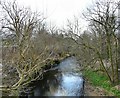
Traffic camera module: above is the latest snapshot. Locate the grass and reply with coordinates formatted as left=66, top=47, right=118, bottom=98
left=83, top=70, right=120, bottom=96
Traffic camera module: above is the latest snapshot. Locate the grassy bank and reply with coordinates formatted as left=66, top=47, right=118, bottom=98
left=83, top=70, right=120, bottom=96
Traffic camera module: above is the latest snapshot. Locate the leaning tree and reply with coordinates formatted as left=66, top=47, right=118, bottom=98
left=0, top=0, right=55, bottom=95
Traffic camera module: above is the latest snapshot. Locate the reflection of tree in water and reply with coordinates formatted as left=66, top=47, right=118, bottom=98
left=20, top=69, right=62, bottom=96
left=45, top=70, right=62, bottom=95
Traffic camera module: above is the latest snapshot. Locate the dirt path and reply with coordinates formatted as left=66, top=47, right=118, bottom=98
left=84, top=80, right=113, bottom=96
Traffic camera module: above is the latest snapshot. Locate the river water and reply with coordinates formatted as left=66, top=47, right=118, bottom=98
left=21, top=56, right=84, bottom=97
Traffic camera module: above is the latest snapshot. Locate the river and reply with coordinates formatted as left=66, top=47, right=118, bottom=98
left=20, top=56, right=84, bottom=97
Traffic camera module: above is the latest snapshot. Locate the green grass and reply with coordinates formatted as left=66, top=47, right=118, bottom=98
left=83, top=70, right=120, bottom=96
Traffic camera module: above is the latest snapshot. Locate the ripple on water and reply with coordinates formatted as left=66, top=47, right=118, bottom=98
left=54, top=73, right=84, bottom=96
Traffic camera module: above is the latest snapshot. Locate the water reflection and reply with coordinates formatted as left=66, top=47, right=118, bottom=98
left=54, top=73, right=84, bottom=96
left=21, top=56, right=84, bottom=97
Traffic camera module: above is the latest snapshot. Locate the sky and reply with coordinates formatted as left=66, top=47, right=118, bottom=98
left=5, top=0, right=94, bottom=29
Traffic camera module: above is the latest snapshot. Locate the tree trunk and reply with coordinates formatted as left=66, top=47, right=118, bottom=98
left=118, top=2, right=120, bottom=81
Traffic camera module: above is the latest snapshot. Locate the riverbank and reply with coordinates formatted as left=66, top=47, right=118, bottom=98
left=85, top=79, right=114, bottom=96
left=83, top=70, right=120, bottom=97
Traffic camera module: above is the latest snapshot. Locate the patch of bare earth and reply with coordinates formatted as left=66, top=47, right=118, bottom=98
left=84, top=80, right=114, bottom=96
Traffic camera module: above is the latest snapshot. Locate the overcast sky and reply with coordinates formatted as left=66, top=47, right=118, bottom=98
left=5, top=0, right=95, bottom=29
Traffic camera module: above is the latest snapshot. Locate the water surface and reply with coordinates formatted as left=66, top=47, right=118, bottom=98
left=22, top=56, right=84, bottom=97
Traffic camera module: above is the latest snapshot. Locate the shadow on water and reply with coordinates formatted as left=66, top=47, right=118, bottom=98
left=20, top=56, right=84, bottom=97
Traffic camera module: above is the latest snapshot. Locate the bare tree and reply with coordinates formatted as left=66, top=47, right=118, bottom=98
left=117, top=1, right=120, bottom=81
left=82, top=0, right=120, bottom=84
left=0, top=0, right=55, bottom=95
left=63, top=0, right=120, bottom=85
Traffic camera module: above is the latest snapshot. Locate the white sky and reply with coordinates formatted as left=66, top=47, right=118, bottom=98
left=5, top=0, right=94, bottom=29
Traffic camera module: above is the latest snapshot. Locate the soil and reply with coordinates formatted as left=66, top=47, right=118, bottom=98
left=84, top=79, right=114, bottom=96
